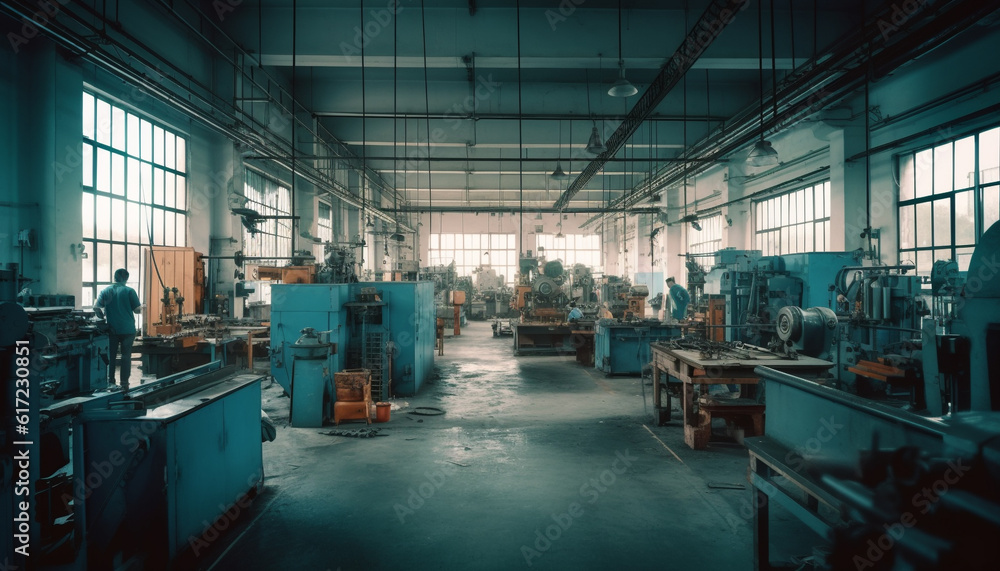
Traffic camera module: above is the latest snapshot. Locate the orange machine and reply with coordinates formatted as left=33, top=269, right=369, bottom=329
left=249, top=265, right=316, bottom=284
left=144, top=247, right=205, bottom=336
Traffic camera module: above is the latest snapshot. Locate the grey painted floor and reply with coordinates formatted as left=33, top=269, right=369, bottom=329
left=184, top=321, right=799, bottom=571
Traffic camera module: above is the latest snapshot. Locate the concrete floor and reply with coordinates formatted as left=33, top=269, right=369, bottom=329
left=182, top=321, right=806, bottom=571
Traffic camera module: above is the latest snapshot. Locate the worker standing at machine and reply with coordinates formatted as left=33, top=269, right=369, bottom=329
left=94, top=268, right=142, bottom=393
left=665, top=277, right=690, bottom=322
left=567, top=302, right=584, bottom=322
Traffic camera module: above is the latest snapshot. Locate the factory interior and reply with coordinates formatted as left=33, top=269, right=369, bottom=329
left=2, top=0, right=1000, bottom=569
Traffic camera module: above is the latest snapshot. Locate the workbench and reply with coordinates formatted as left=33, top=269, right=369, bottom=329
left=140, top=325, right=269, bottom=377
left=649, top=342, right=834, bottom=449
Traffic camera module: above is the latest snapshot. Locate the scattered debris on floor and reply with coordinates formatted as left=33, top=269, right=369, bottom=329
left=707, top=481, right=746, bottom=490
left=320, top=428, right=387, bottom=438
left=446, top=460, right=470, bottom=467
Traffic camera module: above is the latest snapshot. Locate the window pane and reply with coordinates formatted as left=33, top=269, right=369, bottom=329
left=97, top=242, right=111, bottom=282
left=111, top=198, right=125, bottom=242
left=112, top=243, right=126, bottom=275
left=153, top=125, right=164, bottom=165
left=899, top=205, right=915, bottom=249
left=164, top=131, right=175, bottom=170
left=981, top=127, right=1000, bottom=185
left=954, top=190, right=975, bottom=245
left=127, top=201, right=140, bottom=243
left=933, top=199, right=952, bottom=247
left=176, top=137, right=186, bottom=173
left=153, top=168, right=164, bottom=205
left=127, top=113, right=141, bottom=157
left=83, top=92, right=95, bottom=140
left=111, top=153, right=125, bottom=196
left=96, top=148, right=111, bottom=192
left=955, top=136, right=975, bottom=190
left=915, top=149, right=933, bottom=198
left=82, top=192, right=94, bottom=239
left=916, top=250, right=932, bottom=277
left=899, top=155, right=914, bottom=201
left=140, top=120, right=152, bottom=162
left=82, top=143, right=93, bottom=188
left=165, top=211, right=175, bottom=246
left=127, top=244, right=140, bottom=274
left=95, top=98, right=111, bottom=145
left=164, top=172, right=175, bottom=208
left=111, top=106, right=126, bottom=151
left=956, top=247, right=975, bottom=272
left=82, top=240, right=94, bottom=282
left=916, top=202, right=932, bottom=247
left=96, top=194, right=110, bottom=240
left=934, top=143, right=953, bottom=194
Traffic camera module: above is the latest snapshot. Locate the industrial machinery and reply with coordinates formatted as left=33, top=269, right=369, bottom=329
left=594, top=319, right=682, bottom=375
left=1, top=340, right=266, bottom=568
left=421, top=262, right=470, bottom=330
left=511, top=253, right=592, bottom=355
left=289, top=327, right=336, bottom=427
left=270, top=281, right=435, bottom=397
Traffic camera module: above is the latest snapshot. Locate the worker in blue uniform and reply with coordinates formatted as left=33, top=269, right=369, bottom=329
left=94, top=268, right=143, bottom=393
left=567, top=302, right=584, bottom=322
left=666, top=277, right=690, bottom=322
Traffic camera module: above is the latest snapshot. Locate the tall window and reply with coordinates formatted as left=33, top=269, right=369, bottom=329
left=536, top=234, right=603, bottom=272
left=687, top=213, right=722, bottom=256
left=754, top=181, right=831, bottom=256
left=243, top=169, right=292, bottom=266
left=429, top=233, right=516, bottom=284
left=81, top=91, right=187, bottom=316
left=897, top=126, right=997, bottom=275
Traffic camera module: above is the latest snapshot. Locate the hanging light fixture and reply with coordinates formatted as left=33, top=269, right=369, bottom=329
left=551, top=120, right=569, bottom=179
left=584, top=70, right=606, bottom=155
left=586, top=121, right=606, bottom=155
left=746, top=0, right=779, bottom=167
left=608, top=0, right=637, bottom=98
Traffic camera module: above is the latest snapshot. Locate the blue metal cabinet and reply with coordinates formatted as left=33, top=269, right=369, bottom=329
left=75, top=373, right=263, bottom=563
left=594, top=320, right=682, bottom=375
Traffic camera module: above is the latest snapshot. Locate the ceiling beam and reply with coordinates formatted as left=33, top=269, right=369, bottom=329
left=553, top=0, right=749, bottom=210
left=260, top=55, right=805, bottom=70
left=315, top=112, right=728, bottom=122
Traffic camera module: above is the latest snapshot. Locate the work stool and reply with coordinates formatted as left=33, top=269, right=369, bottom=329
left=688, top=398, right=765, bottom=449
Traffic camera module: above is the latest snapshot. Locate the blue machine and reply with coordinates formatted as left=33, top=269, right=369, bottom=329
left=71, top=362, right=264, bottom=565
left=270, top=284, right=350, bottom=391
left=594, top=319, right=682, bottom=375
left=779, top=252, right=857, bottom=308
left=270, top=282, right=436, bottom=397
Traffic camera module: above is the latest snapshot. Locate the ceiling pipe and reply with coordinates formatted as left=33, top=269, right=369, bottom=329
left=553, top=0, right=749, bottom=210
left=581, top=0, right=999, bottom=228
left=6, top=0, right=411, bottom=228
